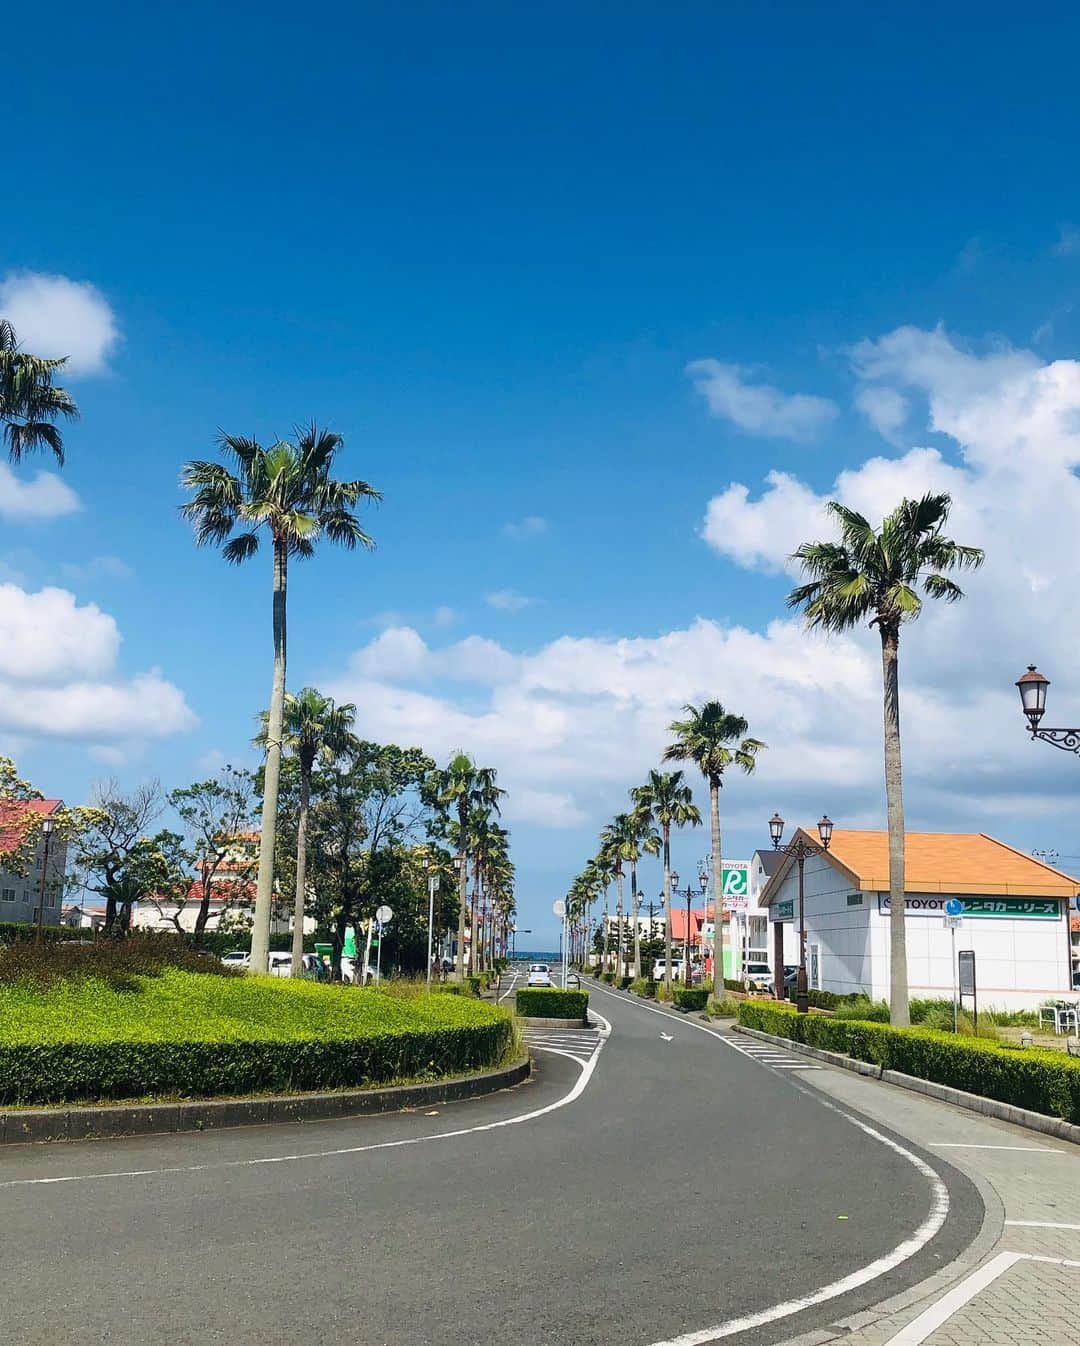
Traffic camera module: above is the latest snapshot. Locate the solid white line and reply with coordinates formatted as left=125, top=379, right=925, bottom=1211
left=931, top=1143, right=1064, bottom=1153
left=583, top=981, right=953, bottom=1346
left=1005, top=1220, right=1080, bottom=1229
left=0, top=1043, right=602, bottom=1191
left=496, top=970, right=520, bottom=1004
left=880, top=1250, right=1022, bottom=1346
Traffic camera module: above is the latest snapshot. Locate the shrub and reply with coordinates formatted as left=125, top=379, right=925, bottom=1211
left=618, top=975, right=634, bottom=990
left=736, top=1000, right=1080, bottom=1123
left=630, top=977, right=656, bottom=998
left=987, top=1007, right=1040, bottom=1028
left=465, top=975, right=483, bottom=997
left=832, top=997, right=891, bottom=1022
left=673, top=987, right=708, bottom=1012
left=0, top=932, right=240, bottom=989
left=515, top=988, right=589, bottom=1019
left=0, top=970, right=515, bottom=1105
left=433, top=983, right=465, bottom=995
left=708, top=997, right=740, bottom=1018
left=600, top=971, right=615, bottom=984
left=724, top=978, right=744, bottom=993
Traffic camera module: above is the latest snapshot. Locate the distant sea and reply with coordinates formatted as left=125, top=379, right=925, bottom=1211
left=512, top=950, right=560, bottom=962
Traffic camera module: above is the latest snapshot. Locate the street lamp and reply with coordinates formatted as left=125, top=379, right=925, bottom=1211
left=1015, top=665, right=1080, bottom=752
left=35, top=815, right=56, bottom=945
left=768, top=812, right=833, bottom=1013
left=669, top=869, right=709, bottom=987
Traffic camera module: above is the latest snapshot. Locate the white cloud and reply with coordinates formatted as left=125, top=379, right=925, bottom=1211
left=0, top=271, right=120, bottom=377
left=687, top=358, right=838, bottom=441
left=0, top=584, right=193, bottom=742
left=855, top=384, right=909, bottom=441
left=0, top=463, right=81, bottom=520
left=59, top=555, right=131, bottom=582
left=503, top=515, right=548, bottom=540
left=487, top=589, right=533, bottom=613
left=433, top=605, right=456, bottom=627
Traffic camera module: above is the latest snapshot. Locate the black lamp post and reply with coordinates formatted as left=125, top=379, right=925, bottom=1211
left=1015, top=665, right=1080, bottom=753
left=35, top=815, right=56, bottom=945
left=670, top=867, right=709, bottom=987
left=768, top=812, right=833, bottom=1014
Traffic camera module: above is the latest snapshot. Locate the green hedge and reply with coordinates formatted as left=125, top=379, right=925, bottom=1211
left=737, top=1000, right=1080, bottom=1123
left=618, top=975, right=633, bottom=990
left=515, top=988, right=589, bottom=1019
left=674, top=987, right=709, bottom=1011
left=630, top=977, right=656, bottom=998
left=0, top=970, right=514, bottom=1106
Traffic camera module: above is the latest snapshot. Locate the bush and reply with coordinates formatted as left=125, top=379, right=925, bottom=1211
left=673, top=987, right=709, bottom=1012
left=618, top=975, right=634, bottom=990
left=708, top=997, right=740, bottom=1018
left=515, top=988, right=589, bottom=1019
left=0, top=970, right=515, bottom=1105
left=465, top=975, right=483, bottom=997
left=600, top=971, right=615, bottom=984
left=0, top=932, right=240, bottom=989
left=724, top=978, right=744, bottom=993
left=630, top=977, right=656, bottom=998
left=832, top=996, right=891, bottom=1022
left=736, top=1000, right=1080, bottom=1124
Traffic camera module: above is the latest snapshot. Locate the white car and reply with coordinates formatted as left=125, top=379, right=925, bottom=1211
left=742, top=962, right=773, bottom=993
left=221, top=950, right=250, bottom=968
left=527, top=963, right=552, bottom=987
left=267, top=952, right=292, bottom=977
left=652, top=958, right=685, bottom=981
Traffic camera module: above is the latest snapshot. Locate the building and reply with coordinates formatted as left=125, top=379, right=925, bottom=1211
left=758, top=829, right=1079, bottom=1010
left=60, top=903, right=106, bottom=932
left=0, top=799, right=67, bottom=928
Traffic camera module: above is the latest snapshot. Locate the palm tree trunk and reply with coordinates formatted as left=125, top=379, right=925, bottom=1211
left=456, top=803, right=468, bottom=982
left=881, top=625, right=910, bottom=1027
left=615, top=869, right=624, bottom=982
left=663, top=825, right=673, bottom=998
left=290, top=766, right=310, bottom=976
left=710, top=777, right=723, bottom=1001
left=603, top=887, right=610, bottom=974
left=631, top=862, right=641, bottom=979
left=469, top=864, right=479, bottom=975
left=251, top=538, right=287, bottom=975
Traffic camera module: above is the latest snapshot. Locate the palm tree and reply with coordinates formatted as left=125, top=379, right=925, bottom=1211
left=257, top=688, right=356, bottom=975
left=601, top=813, right=642, bottom=981
left=624, top=801, right=660, bottom=978
left=181, top=425, right=379, bottom=973
left=665, top=703, right=764, bottom=1000
left=0, top=319, right=79, bottom=463
left=587, top=852, right=615, bottom=975
left=788, top=492, right=983, bottom=1026
left=633, top=769, right=702, bottom=998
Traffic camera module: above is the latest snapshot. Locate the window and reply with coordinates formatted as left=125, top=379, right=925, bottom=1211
left=847, top=893, right=864, bottom=906
left=45, top=889, right=56, bottom=907
left=0, top=888, right=14, bottom=902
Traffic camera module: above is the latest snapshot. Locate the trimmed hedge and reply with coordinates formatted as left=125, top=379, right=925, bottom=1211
left=630, top=977, right=656, bottom=998
left=673, top=987, right=709, bottom=1011
left=737, top=1000, right=1080, bottom=1124
left=515, top=987, right=589, bottom=1019
left=0, top=970, right=514, bottom=1106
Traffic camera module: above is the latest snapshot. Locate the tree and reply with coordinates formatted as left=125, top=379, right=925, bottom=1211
left=664, top=703, right=763, bottom=999
left=180, top=425, right=379, bottom=973
left=600, top=813, right=641, bottom=980
left=166, top=767, right=258, bottom=938
left=622, top=802, right=660, bottom=978
left=632, top=769, right=701, bottom=998
left=258, top=688, right=356, bottom=974
left=0, top=320, right=79, bottom=464
left=787, top=492, right=983, bottom=1026
left=72, top=781, right=172, bottom=932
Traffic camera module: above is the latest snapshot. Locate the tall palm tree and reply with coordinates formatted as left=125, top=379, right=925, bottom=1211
left=624, top=801, right=660, bottom=978
left=181, top=425, right=379, bottom=973
left=601, top=813, right=641, bottom=981
left=257, top=688, right=356, bottom=975
left=665, top=704, right=764, bottom=1000
left=788, top=492, right=983, bottom=1026
left=0, top=319, right=79, bottom=463
left=587, top=852, right=615, bottom=975
left=633, top=769, right=702, bottom=997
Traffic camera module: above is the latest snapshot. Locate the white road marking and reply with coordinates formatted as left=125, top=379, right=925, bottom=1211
left=660, top=1032, right=674, bottom=1041
left=584, top=979, right=952, bottom=1346
left=932, top=1143, right=1064, bottom=1153
left=1005, top=1220, right=1080, bottom=1229
left=496, top=970, right=520, bottom=1004
left=0, top=1039, right=604, bottom=1191
left=880, top=1251, right=1080, bottom=1346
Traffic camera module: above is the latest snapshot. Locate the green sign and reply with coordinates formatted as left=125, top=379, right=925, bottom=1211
left=877, top=896, right=1061, bottom=920
left=722, top=863, right=749, bottom=897
left=770, top=898, right=794, bottom=923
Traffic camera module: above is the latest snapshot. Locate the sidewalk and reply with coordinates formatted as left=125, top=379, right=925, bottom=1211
left=770, top=1041, right=1080, bottom=1346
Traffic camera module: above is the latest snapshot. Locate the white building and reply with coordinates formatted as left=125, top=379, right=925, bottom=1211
left=758, top=828, right=1078, bottom=1010
left=0, top=798, right=67, bottom=928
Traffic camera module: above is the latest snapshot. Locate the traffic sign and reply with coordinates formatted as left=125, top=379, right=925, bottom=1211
left=945, top=898, right=965, bottom=917
left=552, top=899, right=566, bottom=918
left=376, top=904, right=393, bottom=924
left=943, top=914, right=962, bottom=930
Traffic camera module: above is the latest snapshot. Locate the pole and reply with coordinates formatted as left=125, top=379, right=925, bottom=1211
left=685, top=888, right=692, bottom=988
left=375, top=919, right=382, bottom=983
left=562, top=906, right=568, bottom=989
left=35, top=826, right=52, bottom=945
left=426, top=874, right=436, bottom=991
left=796, top=853, right=809, bottom=1014
left=361, top=919, right=373, bottom=986
left=951, top=924, right=957, bottom=1033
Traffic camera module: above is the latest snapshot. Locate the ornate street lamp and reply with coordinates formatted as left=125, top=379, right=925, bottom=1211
left=35, top=815, right=56, bottom=945
left=768, top=812, right=834, bottom=1013
left=1015, top=665, right=1080, bottom=752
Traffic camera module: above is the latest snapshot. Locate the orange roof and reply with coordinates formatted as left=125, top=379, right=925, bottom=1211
left=0, top=798, right=61, bottom=853
left=761, top=829, right=1079, bottom=901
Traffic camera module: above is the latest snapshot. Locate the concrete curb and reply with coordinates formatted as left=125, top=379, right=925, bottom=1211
left=735, top=1024, right=1080, bottom=1146
left=0, top=1055, right=532, bottom=1146
left=517, top=1015, right=589, bottom=1028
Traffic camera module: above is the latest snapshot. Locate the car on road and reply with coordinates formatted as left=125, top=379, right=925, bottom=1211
left=742, top=961, right=773, bottom=993
left=652, top=958, right=685, bottom=981
left=267, top=952, right=293, bottom=977
left=221, top=950, right=250, bottom=969
left=527, top=963, right=552, bottom=986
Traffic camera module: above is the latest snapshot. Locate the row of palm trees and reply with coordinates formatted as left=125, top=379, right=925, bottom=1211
left=568, top=703, right=764, bottom=998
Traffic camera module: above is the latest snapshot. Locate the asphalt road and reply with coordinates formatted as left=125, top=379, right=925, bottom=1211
left=0, top=974, right=981, bottom=1346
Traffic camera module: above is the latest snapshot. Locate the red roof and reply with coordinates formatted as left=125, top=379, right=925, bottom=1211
left=0, top=798, right=61, bottom=853
left=186, top=879, right=255, bottom=905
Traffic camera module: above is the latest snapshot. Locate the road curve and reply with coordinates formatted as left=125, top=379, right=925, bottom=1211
left=0, top=977, right=981, bottom=1346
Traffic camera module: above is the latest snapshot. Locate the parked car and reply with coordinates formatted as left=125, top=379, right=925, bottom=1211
left=742, top=961, right=773, bottom=993
left=221, top=950, right=250, bottom=968
left=652, top=958, right=685, bottom=981
left=527, top=963, right=552, bottom=987
left=300, top=953, right=329, bottom=981
left=267, top=952, right=292, bottom=977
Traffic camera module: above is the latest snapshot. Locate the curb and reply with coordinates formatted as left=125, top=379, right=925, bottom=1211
left=0, top=1055, right=532, bottom=1146
left=517, top=1015, right=589, bottom=1028
left=735, top=1025, right=1080, bottom=1146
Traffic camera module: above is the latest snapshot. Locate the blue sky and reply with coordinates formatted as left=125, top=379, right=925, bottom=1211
left=6, top=4, right=1080, bottom=942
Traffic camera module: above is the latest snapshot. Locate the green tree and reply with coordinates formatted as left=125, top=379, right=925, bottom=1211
left=0, top=320, right=79, bottom=464
left=664, top=703, right=763, bottom=999
left=632, top=769, right=701, bottom=997
left=180, top=425, right=379, bottom=973
left=257, top=688, right=357, bottom=974
left=787, top=492, right=983, bottom=1026
left=166, top=767, right=258, bottom=938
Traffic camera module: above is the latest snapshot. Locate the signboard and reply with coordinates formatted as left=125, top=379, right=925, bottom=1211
left=721, top=862, right=750, bottom=912
left=958, top=949, right=976, bottom=997
left=769, top=898, right=795, bottom=924
left=943, top=915, right=962, bottom=930
left=945, top=898, right=964, bottom=917
left=878, top=895, right=1060, bottom=920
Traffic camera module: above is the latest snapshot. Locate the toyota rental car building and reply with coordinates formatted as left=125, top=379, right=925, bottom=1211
left=758, top=830, right=1079, bottom=1010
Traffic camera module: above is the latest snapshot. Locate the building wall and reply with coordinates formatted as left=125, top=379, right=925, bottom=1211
left=0, top=834, right=68, bottom=927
